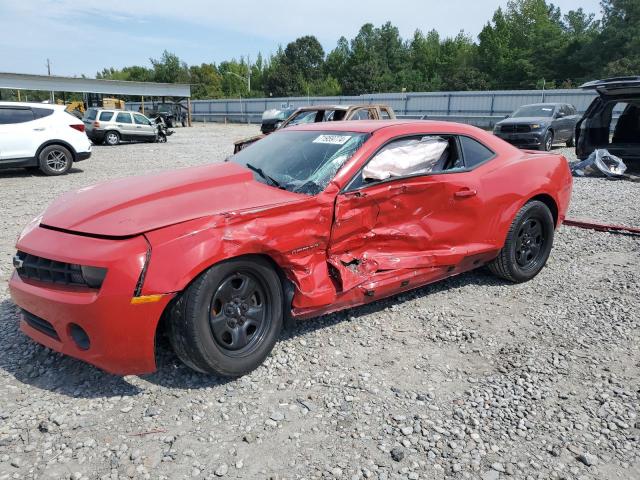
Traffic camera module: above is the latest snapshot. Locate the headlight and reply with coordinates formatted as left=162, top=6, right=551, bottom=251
left=530, top=124, right=543, bottom=130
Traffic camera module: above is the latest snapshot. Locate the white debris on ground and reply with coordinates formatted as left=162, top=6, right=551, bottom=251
left=0, top=124, right=638, bottom=480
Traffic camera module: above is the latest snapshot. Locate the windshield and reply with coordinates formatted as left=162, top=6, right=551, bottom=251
left=511, top=105, right=555, bottom=118
left=231, top=130, right=369, bottom=195
left=287, top=110, right=319, bottom=126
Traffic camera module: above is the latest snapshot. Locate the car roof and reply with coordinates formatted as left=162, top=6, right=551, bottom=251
left=0, top=101, right=62, bottom=110
left=286, top=119, right=486, bottom=135
left=517, top=103, right=564, bottom=108
left=295, top=104, right=388, bottom=112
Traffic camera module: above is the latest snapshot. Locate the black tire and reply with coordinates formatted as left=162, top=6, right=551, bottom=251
left=157, top=133, right=167, bottom=143
left=566, top=135, right=575, bottom=148
left=167, top=257, right=283, bottom=376
left=104, top=131, right=120, bottom=146
left=38, top=145, right=73, bottom=176
left=541, top=130, right=554, bottom=151
left=488, top=200, right=555, bottom=283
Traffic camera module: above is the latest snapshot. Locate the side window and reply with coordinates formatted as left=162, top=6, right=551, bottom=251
left=133, top=113, right=149, bottom=125
left=380, top=108, right=392, bottom=120
left=99, top=111, right=114, bottom=121
left=348, top=135, right=456, bottom=190
left=85, top=109, right=97, bottom=121
left=32, top=108, right=54, bottom=119
left=115, top=112, right=132, bottom=124
left=459, top=136, right=494, bottom=168
left=351, top=109, right=372, bottom=120
left=0, top=108, right=35, bottom=124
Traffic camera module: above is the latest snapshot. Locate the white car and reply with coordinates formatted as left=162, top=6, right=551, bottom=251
left=0, top=102, right=92, bottom=176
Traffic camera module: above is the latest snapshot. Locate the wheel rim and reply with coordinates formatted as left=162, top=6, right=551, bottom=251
left=545, top=134, right=553, bottom=151
left=515, top=217, right=545, bottom=270
left=158, top=135, right=167, bottom=143
left=209, top=272, right=270, bottom=354
left=107, top=133, right=118, bottom=144
left=45, top=150, right=69, bottom=172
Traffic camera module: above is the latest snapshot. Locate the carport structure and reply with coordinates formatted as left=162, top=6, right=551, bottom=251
left=0, top=72, right=192, bottom=126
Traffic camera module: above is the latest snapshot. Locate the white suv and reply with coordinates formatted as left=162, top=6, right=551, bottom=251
left=0, top=102, right=92, bottom=176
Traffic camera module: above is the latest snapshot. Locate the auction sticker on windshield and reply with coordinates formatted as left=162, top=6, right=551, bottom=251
left=313, top=135, right=352, bottom=145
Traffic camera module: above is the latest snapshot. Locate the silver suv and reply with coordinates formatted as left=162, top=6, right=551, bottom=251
left=83, top=108, right=157, bottom=145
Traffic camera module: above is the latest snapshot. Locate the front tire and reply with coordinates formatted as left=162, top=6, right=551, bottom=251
left=488, top=200, right=555, bottom=283
left=167, top=257, right=283, bottom=376
left=38, top=145, right=73, bottom=176
left=541, top=130, right=554, bottom=151
left=566, top=135, right=575, bottom=147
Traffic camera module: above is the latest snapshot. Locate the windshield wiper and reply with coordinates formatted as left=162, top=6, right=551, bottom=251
left=245, top=163, right=284, bottom=189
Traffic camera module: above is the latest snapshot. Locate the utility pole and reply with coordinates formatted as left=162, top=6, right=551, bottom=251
left=46, top=58, right=54, bottom=103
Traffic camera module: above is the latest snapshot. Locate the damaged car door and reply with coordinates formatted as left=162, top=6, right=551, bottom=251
left=328, top=134, right=485, bottom=298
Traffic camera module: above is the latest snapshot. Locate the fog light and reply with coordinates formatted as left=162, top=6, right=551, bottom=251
left=69, top=324, right=90, bottom=350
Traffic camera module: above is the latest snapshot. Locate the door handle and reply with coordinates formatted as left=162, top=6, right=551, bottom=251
left=33, top=128, right=45, bottom=131
left=136, top=126, right=142, bottom=129
left=454, top=189, right=477, bottom=198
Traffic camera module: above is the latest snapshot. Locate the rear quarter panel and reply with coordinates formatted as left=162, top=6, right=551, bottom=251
left=480, top=150, right=572, bottom=246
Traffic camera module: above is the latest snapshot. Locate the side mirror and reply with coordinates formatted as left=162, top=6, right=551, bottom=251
left=555, top=112, right=565, bottom=119
left=504, top=114, right=509, bottom=119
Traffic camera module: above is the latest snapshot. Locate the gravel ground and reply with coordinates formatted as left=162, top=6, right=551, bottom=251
left=0, top=124, right=638, bottom=480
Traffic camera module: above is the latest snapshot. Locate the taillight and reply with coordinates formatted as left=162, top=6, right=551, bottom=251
left=70, top=124, right=85, bottom=132
left=92, top=121, right=100, bottom=128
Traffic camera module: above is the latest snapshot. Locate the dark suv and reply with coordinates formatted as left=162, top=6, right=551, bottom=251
left=493, top=103, right=580, bottom=151
left=576, top=76, right=640, bottom=171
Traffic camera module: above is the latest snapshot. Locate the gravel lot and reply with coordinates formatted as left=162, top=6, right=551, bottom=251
left=0, top=124, right=638, bottom=480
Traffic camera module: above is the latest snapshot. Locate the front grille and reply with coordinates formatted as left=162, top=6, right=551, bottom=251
left=15, top=251, right=87, bottom=287
left=500, top=124, right=532, bottom=133
left=22, top=310, right=60, bottom=340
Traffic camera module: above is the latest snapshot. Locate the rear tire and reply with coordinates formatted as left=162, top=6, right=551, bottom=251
left=38, top=145, right=73, bottom=176
left=167, top=257, right=283, bottom=376
left=104, top=131, right=120, bottom=146
left=488, top=200, right=555, bottom=283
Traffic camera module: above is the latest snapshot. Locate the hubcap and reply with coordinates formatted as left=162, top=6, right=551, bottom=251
left=209, top=273, right=267, bottom=352
left=515, top=218, right=544, bottom=268
left=46, top=150, right=68, bottom=171
left=546, top=135, right=553, bottom=150
left=107, top=133, right=118, bottom=144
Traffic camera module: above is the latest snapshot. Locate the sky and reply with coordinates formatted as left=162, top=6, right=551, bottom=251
left=0, top=0, right=602, bottom=78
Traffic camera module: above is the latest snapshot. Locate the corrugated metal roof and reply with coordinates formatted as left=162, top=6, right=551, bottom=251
left=0, top=72, right=190, bottom=97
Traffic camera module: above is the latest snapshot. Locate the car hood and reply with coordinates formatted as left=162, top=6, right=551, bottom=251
left=41, top=162, right=303, bottom=237
left=497, top=117, right=551, bottom=126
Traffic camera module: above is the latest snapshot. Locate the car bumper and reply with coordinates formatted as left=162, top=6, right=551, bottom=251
left=76, top=151, right=91, bottom=161
left=494, top=132, right=543, bottom=147
left=87, top=130, right=105, bottom=143
left=8, top=226, right=173, bottom=375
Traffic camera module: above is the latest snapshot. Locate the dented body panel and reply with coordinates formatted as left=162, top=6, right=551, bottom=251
left=9, top=120, right=572, bottom=374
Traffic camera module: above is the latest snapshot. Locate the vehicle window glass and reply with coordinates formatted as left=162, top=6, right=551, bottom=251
left=85, top=109, right=97, bottom=121
left=116, top=112, right=132, bottom=124
left=231, top=130, right=369, bottom=195
left=286, top=111, right=318, bottom=126
left=99, top=111, right=114, bottom=121
left=133, top=113, right=149, bottom=125
left=0, top=108, right=35, bottom=124
left=512, top=105, right=554, bottom=118
left=32, top=108, right=54, bottom=119
left=351, top=109, right=372, bottom=120
left=459, top=136, right=494, bottom=168
left=380, top=109, right=391, bottom=120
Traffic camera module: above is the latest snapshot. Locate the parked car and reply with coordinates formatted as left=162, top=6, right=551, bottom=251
left=83, top=108, right=158, bottom=145
left=145, top=103, right=186, bottom=128
left=0, top=102, right=91, bottom=175
left=259, top=107, right=296, bottom=134
left=9, top=120, right=572, bottom=376
left=233, top=104, right=396, bottom=152
left=493, top=103, right=580, bottom=151
left=576, top=76, right=640, bottom=171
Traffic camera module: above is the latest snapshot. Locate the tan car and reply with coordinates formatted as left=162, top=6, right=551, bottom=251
left=233, top=104, right=396, bottom=153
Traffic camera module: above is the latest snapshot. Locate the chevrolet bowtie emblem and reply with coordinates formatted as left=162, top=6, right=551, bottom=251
left=12, top=255, right=24, bottom=269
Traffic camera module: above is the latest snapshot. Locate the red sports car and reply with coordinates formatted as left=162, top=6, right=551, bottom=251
left=9, top=121, right=572, bottom=376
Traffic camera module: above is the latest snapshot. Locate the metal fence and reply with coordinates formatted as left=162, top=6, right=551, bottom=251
left=127, top=89, right=597, bottom=129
